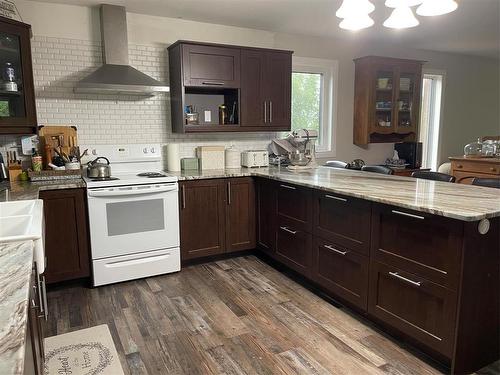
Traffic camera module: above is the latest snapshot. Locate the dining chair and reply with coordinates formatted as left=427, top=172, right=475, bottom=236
left=411, top=171, right=456, bottom=183
left=361, top=165, right=394, bottom=175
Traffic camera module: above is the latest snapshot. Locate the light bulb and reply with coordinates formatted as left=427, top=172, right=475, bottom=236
left=339, top=14, right=375, bottom=30
left=385, top=0, right=423, bottom=8
left=383, top=6, right=419, bottom=29
left=416, top=0, right=458, bottom=16
left=336, top=0, right=375, bottom=19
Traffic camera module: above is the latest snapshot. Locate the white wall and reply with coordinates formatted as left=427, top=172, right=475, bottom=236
left=6, top=0, right=499, bottom=166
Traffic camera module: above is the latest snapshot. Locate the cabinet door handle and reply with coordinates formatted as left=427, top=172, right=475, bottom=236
left=325, top=194, right=347, bottom=202
left=391, top=210, right=424, bottom=220
left=389, top=271, right=422, bottom=287
left=280, top=226, right=297, bottom=235
left=181, top=185, right=186, bottom=209
left=227, top=181, right=231, bottom=205
left=324, top=244, right=348, bottom=256
left=269, top=101, right=273, bottom=123
left=202, top=81, right=224, bottom=86
left=264, top=101, right=267, bottom=123
left=280, top=184, right=296, bottom=190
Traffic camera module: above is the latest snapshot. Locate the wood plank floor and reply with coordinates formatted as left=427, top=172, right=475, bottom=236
left=44, top=255, right=499, bottom=375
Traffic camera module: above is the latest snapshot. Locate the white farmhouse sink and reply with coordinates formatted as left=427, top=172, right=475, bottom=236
left=0, top=199, right=45, bottom=274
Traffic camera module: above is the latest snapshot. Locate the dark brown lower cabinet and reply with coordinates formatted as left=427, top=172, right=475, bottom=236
left=179, top=179, right=226, bottom=260
left=368, top=261, right=457, bottom=357
left=275, top=217, right=312, bottom=277
left=39, top=188, right=90, bottom=284
left=312, top=238, right=369, bottom=310
left=179, top=178, right=255, bottom=261
left=225, top=177, right=256, bottom=252
left=254, top=178, right=499, bottom=374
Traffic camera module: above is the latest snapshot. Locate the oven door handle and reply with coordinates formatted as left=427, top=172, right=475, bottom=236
left=88, top=184, right=178, bottom=197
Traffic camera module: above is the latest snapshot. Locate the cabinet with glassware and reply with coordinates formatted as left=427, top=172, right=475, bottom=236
left=0, top=16, right=37, bottom=135
left=168, top=40, right=292, bottom=133
left=353, top=56, right=424, bottom=146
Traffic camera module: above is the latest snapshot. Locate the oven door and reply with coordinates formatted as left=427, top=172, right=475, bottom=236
left=87, top=183, right=179, bottom=259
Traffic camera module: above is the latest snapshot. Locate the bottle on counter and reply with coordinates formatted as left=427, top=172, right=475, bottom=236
left=31, top=148, right=42, bottom=172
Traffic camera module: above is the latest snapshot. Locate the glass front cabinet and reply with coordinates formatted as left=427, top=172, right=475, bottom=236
left=0, top=16, right=36, bottom=134
left=353, top=56, right=424, bottom=145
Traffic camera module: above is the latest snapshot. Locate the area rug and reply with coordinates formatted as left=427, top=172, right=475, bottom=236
left=44, top=324, right=124, bottom=375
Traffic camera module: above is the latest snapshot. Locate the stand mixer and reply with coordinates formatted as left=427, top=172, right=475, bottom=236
left=270, top=129, right=318, bottom=170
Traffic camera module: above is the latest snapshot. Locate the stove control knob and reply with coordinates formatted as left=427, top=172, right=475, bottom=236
left=151, top=147, right=156, bottom=154
left=143, top=148, right=148, bottom=154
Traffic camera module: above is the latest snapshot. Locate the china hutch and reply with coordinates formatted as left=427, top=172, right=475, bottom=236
left=353, top=56, right=425, bottom=146
left=0, top=16, right=37, bottom=135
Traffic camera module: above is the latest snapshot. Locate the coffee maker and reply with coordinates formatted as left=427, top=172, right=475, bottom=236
left=394, top=142, right=422, bottom=169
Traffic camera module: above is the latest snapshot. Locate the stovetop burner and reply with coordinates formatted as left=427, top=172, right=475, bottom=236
left=89, top=177, right=120, bottom=181
left=137, top=172, right=167, bottom=178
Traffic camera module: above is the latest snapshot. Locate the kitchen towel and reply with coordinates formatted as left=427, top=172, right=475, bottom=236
left=166, top=143, right=181, bottom=172
left=44, top=324, right=124, bottom=375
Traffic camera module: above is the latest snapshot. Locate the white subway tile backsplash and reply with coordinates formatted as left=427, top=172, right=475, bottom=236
left=2, top=36, right=277, bottom=157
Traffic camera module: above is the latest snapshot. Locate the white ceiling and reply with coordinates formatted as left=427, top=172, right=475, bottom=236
left=30, top=0, right=500, bottom=59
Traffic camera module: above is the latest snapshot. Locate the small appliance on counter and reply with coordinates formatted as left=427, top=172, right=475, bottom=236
left=394, top=142, right=422, bottom=169
left=270, top=129, right=318, bottom=170
left=241, top=150, right=268, bottom=168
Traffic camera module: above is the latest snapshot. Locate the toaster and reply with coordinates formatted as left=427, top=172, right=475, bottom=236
left=241, top=150, right=269, bottom=168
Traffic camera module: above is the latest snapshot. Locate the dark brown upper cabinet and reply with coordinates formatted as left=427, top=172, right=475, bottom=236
left=353, top=56, right=424, bottom=146
left=182, top=44, right=240, bottom=88
left=0, top=16, right=37, bottom=135
left=168, top=40, right=292, bottom=133
left=240, top=50, right=291, bottom=130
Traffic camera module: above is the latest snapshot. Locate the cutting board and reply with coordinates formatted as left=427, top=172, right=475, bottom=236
left=38, top=125, right=78, bottom=165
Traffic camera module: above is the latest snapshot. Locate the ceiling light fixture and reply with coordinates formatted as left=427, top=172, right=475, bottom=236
left=339, top=14, right=375, bottom=30
left=383, top=6, right=420, bottom=29
left=336, top=0, right=375, bottom=19
left=385, top=0, right=423, bottom=8
left=416, top=0, right=458, bottom=16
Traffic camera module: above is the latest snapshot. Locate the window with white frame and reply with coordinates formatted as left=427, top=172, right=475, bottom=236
left=292, top=57, right=338, bottom=156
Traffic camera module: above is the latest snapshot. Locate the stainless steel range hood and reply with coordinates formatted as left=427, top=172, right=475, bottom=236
left=74, top=4, right=169, bottom=96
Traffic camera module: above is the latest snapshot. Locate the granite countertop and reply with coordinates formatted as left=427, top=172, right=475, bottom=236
left=0, top=178, right=86, bottom=202
left=168, top=166, right=500, bottom=222
left=0, top=241, right=34, bottom=375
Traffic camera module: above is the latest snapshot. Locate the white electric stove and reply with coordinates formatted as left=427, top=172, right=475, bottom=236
left=82, top=144, right=180, bottom=286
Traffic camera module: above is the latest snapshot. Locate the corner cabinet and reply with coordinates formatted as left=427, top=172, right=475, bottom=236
left=168, top=40, right=292, bottom=133
left=0, top=16, right=37, bottom=135
left=353, top=56, right=424, bottom=146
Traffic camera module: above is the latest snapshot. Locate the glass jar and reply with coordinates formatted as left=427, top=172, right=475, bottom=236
left=463, top=138, right=482, bottom=157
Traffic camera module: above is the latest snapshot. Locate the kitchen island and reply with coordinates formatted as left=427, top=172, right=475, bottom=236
left=172, top=166, right=499, bottom=374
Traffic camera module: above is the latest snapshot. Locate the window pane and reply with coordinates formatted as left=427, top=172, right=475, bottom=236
left=292, top=72, right=322, bottom=137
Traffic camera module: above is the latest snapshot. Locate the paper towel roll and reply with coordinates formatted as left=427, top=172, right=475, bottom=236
left=166, top=143, right=181, bottom=172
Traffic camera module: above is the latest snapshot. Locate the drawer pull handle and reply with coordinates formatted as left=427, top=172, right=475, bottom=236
left=324, top=244, right=348, bottom=255
left=389, top=272, right=422, bottom=287
left=490, top=167, right=497, bottom=172
left=325, top=194, right=347, bottom=202
left=456, top=164, right=463, bottom=168
left=391, top=210, right=425, bottom=220
left=280, top=226, right=297, bottom=235
left=202, top=81, right=225, bottom=86
left=280, top=184, right=296, bottom=190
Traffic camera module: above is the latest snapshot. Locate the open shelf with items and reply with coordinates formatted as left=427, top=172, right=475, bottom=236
left=353, top=56, right=424, bottom=145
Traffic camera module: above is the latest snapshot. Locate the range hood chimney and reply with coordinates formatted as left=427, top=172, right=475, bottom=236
left=74, top=4, right=169, bottom=96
